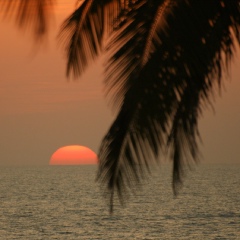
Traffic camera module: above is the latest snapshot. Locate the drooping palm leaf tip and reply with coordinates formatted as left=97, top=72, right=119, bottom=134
left=58, top=0, right=122, bottom=77
left=0, top=0, right=56, bottom=41
left=2, top=0, right=239, bottom=213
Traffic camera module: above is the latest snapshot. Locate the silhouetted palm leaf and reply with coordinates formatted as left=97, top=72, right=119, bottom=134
left=97, top=0, right=240, bottom=211
left=58, top=0, right=125, bottom=77
left=0, top=0, right=56, bottom=40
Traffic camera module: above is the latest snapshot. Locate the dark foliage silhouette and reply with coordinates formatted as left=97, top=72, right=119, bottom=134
left=2, top=0, right=240, bottom=212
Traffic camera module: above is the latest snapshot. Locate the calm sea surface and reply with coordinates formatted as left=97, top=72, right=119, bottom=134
left=0, top=164, right=239, bottom=239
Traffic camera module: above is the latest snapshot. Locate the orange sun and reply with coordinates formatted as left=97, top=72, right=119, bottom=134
left=49, top=145, right=98, bottom=165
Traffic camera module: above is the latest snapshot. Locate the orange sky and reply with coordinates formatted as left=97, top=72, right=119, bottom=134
left=0, top=2, right=240, bottom=166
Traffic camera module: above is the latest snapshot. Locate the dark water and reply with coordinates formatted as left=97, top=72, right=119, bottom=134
left=0, top=165, right=239, bottom=239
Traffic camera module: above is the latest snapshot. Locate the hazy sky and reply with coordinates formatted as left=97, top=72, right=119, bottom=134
left=0, top=2, right=240, bottom=166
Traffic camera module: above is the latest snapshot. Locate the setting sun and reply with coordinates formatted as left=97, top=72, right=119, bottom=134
left=49, top=145, right=98, bottom=165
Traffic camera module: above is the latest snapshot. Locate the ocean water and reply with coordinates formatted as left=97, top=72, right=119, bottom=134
left=0, top=164, right=239, bottom=239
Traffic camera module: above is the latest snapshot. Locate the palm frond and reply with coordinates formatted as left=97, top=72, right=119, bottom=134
left=97, top=0, right=240, bottom=211
left=58, top=0, right=124, bottom=78
left=58, top=0, right=103, bottom=77
left=0, top=0, right=56, bottom=40
left=104, top=0, right=175, bottom=108
left=97, top=86, right=162, bottom=213
left=166, top=0, right=240, bottom=194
